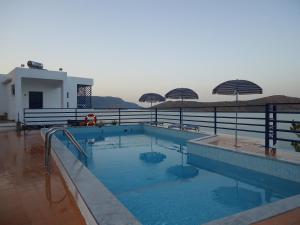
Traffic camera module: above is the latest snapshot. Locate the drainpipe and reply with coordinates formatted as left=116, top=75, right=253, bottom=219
left=16, top=112, right=22, bottom=132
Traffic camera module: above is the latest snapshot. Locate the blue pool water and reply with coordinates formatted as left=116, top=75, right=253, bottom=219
left=59, top=129, right=300, bottom=225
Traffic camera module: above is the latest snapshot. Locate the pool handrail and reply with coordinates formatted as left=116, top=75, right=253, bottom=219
left=44, top=126, right=87, bottom=173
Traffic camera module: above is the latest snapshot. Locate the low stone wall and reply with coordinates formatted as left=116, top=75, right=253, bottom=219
left=0, top=122, right=15, bottom=132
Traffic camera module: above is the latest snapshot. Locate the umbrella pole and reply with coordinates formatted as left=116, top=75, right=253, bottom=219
left=235, top=93, right=238, bottom=147
left=181, top=147, right=184, bottom=166
left=150, top=101, right=153, bottom=123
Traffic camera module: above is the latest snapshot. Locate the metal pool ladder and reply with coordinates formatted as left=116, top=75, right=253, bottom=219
left=44, top=127, right=87, bottom=174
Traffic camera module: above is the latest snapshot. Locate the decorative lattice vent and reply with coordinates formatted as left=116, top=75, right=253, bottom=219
left=77, top=84, right=92, bottom=108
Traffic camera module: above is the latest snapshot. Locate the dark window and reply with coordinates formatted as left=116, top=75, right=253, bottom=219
left=67, top=92, right=69, bottom=98
left=77, top=85, right=92, bottom=108
left=67, top=102, right=69, bottom=108
left=11, top=85, right=15, bottom=95
left=29, top=92, right=43, bottom=109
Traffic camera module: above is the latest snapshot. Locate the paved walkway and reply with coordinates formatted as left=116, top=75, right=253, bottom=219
left=201, top=134, right=300, bottom=164
left=253, top=207, right=300, bottom=225
left=1, top=129, right=300, bottom=225
left=0, top=130, right=86, bottom=225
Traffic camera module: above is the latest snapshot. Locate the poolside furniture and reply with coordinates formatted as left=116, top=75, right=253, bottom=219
left=67, top=120, right=84, bottom=126
left=168, top=123, right=200, bottom=132
left=168, top=123, right=182, bottom=129
left=150, top=121, right=164, bottom=126
left=0, top=113, right=8, bottom=121
left=141, top=121, right=164, bottom=127
left=183, top=124, right=200, bottom=132
left=96, top=120, right=105, bottom=127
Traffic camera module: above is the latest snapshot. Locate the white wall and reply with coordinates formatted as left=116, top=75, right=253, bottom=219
left=0, top=75, right=8, bottom=115
left=0, top=67, right=94, bottom=121
left=15, top=67, right=67, bottom=80
left=66, top=76, right=94, bottom=108
left=3, top=70, right=17, bottom=120
left=6, top=81, right=16, bottom=120
left=21, top=78, right=63, bottom=108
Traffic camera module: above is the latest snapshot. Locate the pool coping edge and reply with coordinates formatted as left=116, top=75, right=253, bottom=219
left=41, top=129, right=142, bottom=225
left=202, top=194, right=300, bottom=225
left=41, top=126, right=300, bottom=225
left=188, top=135, right=300, bottom=225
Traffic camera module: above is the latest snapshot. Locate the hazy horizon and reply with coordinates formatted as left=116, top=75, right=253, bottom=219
left=1, top=0, right=299, bottom=104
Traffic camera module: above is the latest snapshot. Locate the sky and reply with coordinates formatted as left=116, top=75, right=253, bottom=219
left=0, top=0, right=299, bottom=104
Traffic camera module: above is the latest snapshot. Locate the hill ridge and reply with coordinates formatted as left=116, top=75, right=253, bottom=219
left=154, top=95, right=300, bottom=111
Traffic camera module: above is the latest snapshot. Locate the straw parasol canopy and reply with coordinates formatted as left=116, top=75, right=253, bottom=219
left=165, top=88, right=199, bottom=102
left=212, top=79, right=262, bottom=96
left=212, top=79, right=262, bottom=146
left=139, top=93, right=165, bottom=123
left=139, top=93, right=165, bottom=106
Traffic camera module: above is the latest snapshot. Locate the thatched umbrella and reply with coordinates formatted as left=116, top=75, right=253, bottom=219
left=165, top=88, right=199, bottom=129
left=212, top=79, right=262, bottom=146
left=139, top=93, right=165, bottom=107
left=165, top=88, right=199, bottom=102
left=139, top=93, right=165, bottom=123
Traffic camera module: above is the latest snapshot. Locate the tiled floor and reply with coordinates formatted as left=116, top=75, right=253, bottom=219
left=1, top=129, right=300, bottom=225
left=253, top=207, right=300, bottom=225
left=201, top=134, right=300, bottom=164
left=0, top=130, right=86, bottom=225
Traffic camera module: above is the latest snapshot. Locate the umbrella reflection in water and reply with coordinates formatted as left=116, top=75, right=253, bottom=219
left=213, top=181, right=262, bottom=210
left=167, top=144, right=199, bottom=179
left=139, top=136, right=166, bottom=164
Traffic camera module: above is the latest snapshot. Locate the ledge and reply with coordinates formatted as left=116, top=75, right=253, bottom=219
left=41, top=129, right=141, bottom=225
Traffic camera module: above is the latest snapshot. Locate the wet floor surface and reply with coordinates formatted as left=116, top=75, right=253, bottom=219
left=0, top=129, right=300, bottom=225
left=0, top=130, right=86, bottom=225
left=202, top=134, right=300, bottom=164
left=252, top=207, right=300, bottom=225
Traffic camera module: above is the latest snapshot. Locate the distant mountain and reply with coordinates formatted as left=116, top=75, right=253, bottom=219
left=154, top=95, right=300, bottom=111
left=92, top=96, right=141, bottom=108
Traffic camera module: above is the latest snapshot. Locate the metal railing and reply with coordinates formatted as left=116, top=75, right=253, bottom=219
left=24, top=103, right=300, bottom=150
left=44, top=127, right=87, bottom=173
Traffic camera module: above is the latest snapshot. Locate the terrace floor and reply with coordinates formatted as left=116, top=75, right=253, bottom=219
left=201, top=134, right=300, bottom=165
left=0, top=129, right=300, bottom=225
left=0, top=130, right=86, bottom=225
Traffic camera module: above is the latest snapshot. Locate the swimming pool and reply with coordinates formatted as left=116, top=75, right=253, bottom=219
left=51, top=125, right=300, bottom=225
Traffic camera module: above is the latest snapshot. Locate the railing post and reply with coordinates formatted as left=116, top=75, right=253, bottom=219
left=214, top=107, right=217, bottom=135
left=75, top=108, right=78, bottom=121
left=23, top=108, right=26, bottom=134
left=155, top=108, right=158, bottom=126
left=118, top=108, right=121, bottom=125
left=272, top=104, right=277, bottom=146
left=179, top=107, right=182, bottom=130
left=265, top=104, right=270, bottom=149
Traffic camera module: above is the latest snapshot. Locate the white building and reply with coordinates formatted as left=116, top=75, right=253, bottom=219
left=0, top=63, right=93, bottom=122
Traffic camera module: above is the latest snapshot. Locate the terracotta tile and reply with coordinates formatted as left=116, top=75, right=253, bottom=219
left=0, top=208, right=31, bottom=225
left=206, top=134, right=300, bottom=163
left=0, top=131, right=86, bottom=225
left=253, top=207, right=300, bottom=225
left=4, top=130, right=299, bottom=225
